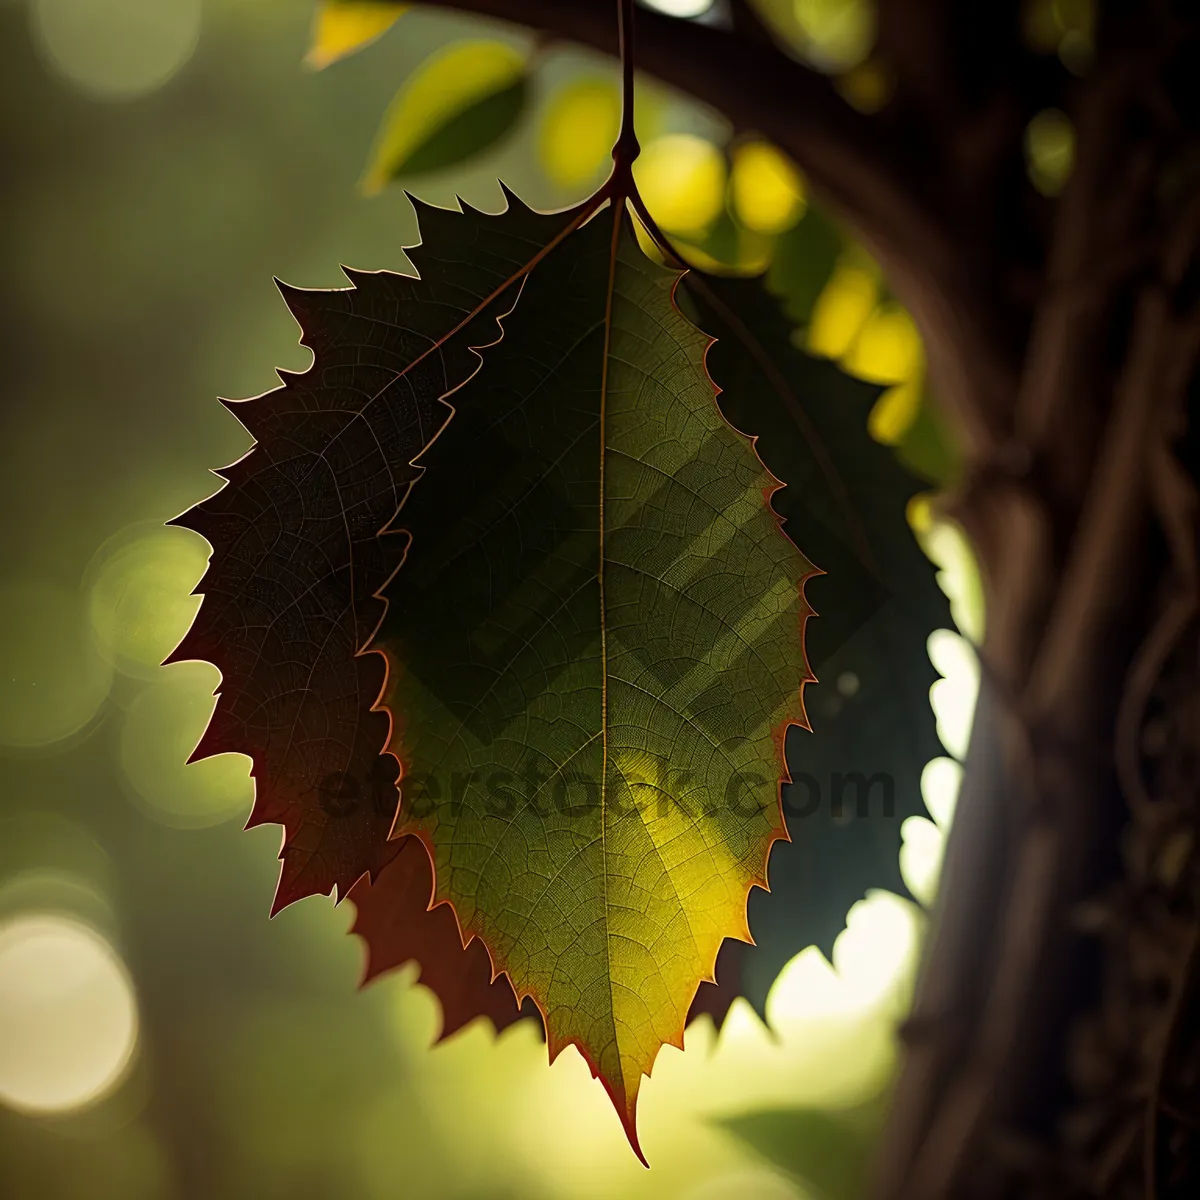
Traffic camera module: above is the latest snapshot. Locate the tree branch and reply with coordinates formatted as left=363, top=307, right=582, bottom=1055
left=410, top=1, right=926, bottom=261
left=409, top=0, right=1019, bottom=454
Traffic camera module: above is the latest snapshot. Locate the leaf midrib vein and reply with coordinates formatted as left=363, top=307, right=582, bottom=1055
left=597, top=203, right=623, bottom=1062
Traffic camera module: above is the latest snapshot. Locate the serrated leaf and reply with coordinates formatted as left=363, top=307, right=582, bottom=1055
left=678, top=273, right=950, bottom=1018
left=170, top=193, right=574, bottom=913
left=362, top=41, right=529, bottom=194
left=306, top=2, right=408, bottom=70
left=347, top=835, right=530, bottom=1040
left=718, top=1104, right=880, bottom=1200
left=375, top=204, right=816, bottom=1155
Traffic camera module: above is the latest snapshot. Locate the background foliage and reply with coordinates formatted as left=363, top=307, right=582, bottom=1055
left=0, top=1, right=990, bottom=1195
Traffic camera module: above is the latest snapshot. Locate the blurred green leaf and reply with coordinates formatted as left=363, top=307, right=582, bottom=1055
left=674, top=208, right=775, bottom=276
left=895, top=385, right=960, bottom=487
left=718, top=1104, right=879, bottom=1200
left=767, top=206, right=843, bottom=328
left=362, top=40, right=529, bottom=192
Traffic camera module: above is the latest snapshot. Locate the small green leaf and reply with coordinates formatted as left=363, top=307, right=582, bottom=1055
left=362, top=41, right=529, bottom=193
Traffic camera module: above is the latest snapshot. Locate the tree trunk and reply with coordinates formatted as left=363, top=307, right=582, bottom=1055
left=873, top=56, right=1200, bottom=1200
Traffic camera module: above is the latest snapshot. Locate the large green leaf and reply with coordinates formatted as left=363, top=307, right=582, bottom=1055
left=375, top=204, right=816, bottom=1154
left=176, top=168, right=943, bottom=1152
left=170, top=192, right=573, bottom=912
left=679, top=272, right=950, bottom=1016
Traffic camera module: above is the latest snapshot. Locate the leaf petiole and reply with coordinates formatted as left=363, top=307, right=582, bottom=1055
left=610, top=0, right=641, bottom=187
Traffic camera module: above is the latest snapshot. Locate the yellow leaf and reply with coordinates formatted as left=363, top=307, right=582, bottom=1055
left=306, top=2, right=408, bottom=70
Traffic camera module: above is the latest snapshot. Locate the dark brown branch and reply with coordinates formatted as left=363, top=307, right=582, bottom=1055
left=414, top=0, right=888, bottom=203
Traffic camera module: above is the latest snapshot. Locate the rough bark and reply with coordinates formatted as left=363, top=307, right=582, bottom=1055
left=874, top=13, right=1200, bottom=1191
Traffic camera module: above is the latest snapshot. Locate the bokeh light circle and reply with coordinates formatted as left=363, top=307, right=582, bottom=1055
left=730, top=141, right=806, bottom=235
left=1026, top=107, right=1076, bottom=197
left=807, top=261, right=878, bottom=359
left=643, top=0, right=715, bottom=16
left=86, top=522, right=208, bottom=680
left=0, top=914, right=138, bottom=1115
left=634, top=134, right=726, bottom=235
left=119, top=662, right=252, bottom=829
left=794, top=0, right=876, bottom=73
left=32, top=0, right=203, bottom=101
left=0, top=580, right=113, bottom=750
left=899, top=815, right=944, bottom=907
left=928, top=629, right=980, bottom=761
left=538, top=78, right=621, bottom=189
left=922, top=755, right=964, bottom=829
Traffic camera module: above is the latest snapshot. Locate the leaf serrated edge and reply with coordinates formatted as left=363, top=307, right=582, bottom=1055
left=168, top=188, right=603, bottom=914
left=373, top=206, right=822, bottom=1163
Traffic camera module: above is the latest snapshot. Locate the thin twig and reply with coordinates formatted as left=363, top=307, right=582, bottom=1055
left=612, top=0, right=639, bottom=180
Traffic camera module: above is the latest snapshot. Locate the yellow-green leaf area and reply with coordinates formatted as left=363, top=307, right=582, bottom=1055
left=377, top=205, right=815, bottom=1154
left=305, top=2, right=408, bottom=70
left=361, top=40, right=528, bottom=192
left=538, top=78, right=622, bottom=188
